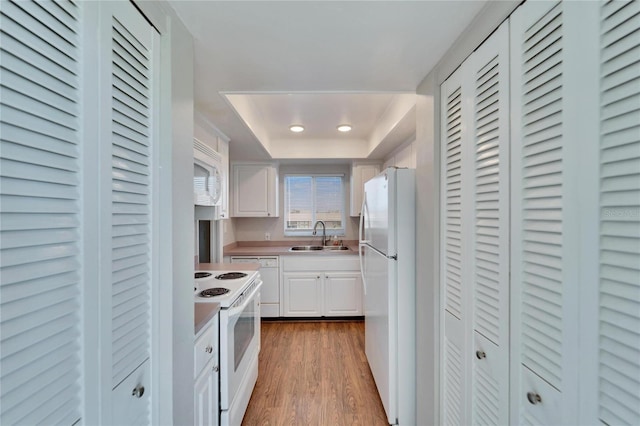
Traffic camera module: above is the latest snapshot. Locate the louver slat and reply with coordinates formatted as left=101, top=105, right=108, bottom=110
left=474, top=55, right=502, bottom=346
left=110, top=15, right=152, bottom=389
left=445, top=87, right=464, bottom=320
left=519, top=2, right=565, bottom=391
left=599, top=1, right=640, bottom=424
left=0, top=1, right=81, bottom=425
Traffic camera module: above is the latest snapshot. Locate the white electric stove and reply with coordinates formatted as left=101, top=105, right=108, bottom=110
left=194, top=269, right=262, bottom=426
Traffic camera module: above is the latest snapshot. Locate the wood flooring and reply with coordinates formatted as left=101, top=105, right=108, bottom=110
left=241, top=321, right=389, bottom=426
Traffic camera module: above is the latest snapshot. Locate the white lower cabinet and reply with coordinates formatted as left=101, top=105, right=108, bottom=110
left=194, top=314, right=219, bottom=426
left=282, top=256, right=362, bottom=317
left=324, top=273, right=363, bottom=316
left=283, top=273, right=323, bottom=316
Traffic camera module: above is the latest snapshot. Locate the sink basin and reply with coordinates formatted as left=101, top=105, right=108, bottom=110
left=288, top=245, right=350, bottom=252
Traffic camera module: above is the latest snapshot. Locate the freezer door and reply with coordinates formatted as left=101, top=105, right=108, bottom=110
left=363, top=244, right=396, bottom=424
left=363, top=172, right=390, bottom=256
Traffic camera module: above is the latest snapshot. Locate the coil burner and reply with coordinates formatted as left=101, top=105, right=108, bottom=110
left=215, top=272, right=248, bottom=280
left=199, top=288, right=230, bottom=298
left=195, top=272, right=212, bottom=279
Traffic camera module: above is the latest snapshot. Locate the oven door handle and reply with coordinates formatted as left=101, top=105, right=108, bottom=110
left=226, top=279, right=262, bottom=319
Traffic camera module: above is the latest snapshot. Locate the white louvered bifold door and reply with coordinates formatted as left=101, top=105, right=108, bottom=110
left=510, top=1, right=586, bottom=424
left=99, top=1, right=158, bottom=424
left=0, top=1, right=82, bottom=424
left=441, top=66, right=470, bottom=426
left=468, top=20, right=510, bottom=426
left=598, top=0, right=640, bottom=424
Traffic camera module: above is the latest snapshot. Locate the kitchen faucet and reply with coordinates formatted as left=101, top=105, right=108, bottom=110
left=312, top=220, right=327, bottom=246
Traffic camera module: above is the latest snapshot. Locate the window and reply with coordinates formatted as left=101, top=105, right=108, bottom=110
left=284, top=175, right=345, bottom=236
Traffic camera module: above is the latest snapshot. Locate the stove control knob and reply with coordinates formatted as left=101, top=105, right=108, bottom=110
left=205, top=345, right=213, bottom=354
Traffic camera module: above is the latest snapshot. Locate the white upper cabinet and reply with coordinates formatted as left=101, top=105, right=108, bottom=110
left=217, top=137, right=230, bottom=219
left=231, top=163, right=279, bottom=217
left=350, top=163, right=380, bottom=216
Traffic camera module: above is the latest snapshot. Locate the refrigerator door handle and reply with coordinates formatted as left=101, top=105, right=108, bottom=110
left=359, top=192, right=368, bottom=294
left=359, top=245, right=366, bottom=295
left=359, top=191, right=370, bottom=245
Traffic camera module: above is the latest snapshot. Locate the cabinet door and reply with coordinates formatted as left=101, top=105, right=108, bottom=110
left=232, top=164, right=278, bottom=217
left=440, top=18, right=510, bottom=426
left=324, top=272, right=363, bottom=316
left=282, top=273, right=322, bottom=316
left=0, top=1, right=83, bottom=423
left=468, top=20, right=510, bottom=426
left=217, top=137, right=229, bottom=219
left=194, top=363, right=219, bottom=426
left=99, top=1, right=159, bottom=423
left=440, top=65, right=469, bottom=426
left=510, top=2, right=587, bottom=423
left=350, top=164, right=380, bottom=216
left=596, top=1, right=640, bottom=424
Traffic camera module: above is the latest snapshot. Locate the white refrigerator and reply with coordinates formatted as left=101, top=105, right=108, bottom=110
left=359, top=167, right=415, bottom=426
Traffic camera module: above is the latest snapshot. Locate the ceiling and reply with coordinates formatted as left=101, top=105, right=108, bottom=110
left=168, top=1, right=488, bottom=161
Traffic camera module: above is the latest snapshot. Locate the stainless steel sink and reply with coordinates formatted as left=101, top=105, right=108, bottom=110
left=288, top=245, right=350, bottom=252
left=289, top=245, right=324, bottom=251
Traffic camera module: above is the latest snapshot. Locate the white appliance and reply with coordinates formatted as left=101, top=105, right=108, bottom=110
left=195, top=270, right=262, bottom=426
left=194, top=138, right=223, bottom=207
left=230, top=256, right=280, bottom=317
left=358, top=167, right=416, bottom=425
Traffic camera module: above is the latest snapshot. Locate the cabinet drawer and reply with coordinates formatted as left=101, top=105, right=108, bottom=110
left=283, top=256, right=359, bottom=272
left=194, top=316, right=218, bottom=378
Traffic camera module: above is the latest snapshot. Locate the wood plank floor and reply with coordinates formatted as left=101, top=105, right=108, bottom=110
left=241, top=321, right=389, bottom=426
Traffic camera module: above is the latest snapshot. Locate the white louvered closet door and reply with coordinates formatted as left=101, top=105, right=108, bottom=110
left=99, top=1, right=159, bottom=424
left=510, top=1, right=586, bottom=424
left=0, top=1, right=82, bottom=424
left=441, top=66, right=470, bottom=426
left=467, top=20, right=510, bottom=426
left=598, top=1, right=640, bottom=424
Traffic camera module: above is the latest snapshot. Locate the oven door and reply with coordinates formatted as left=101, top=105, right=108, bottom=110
left=220, top=281, right=262, bottom=410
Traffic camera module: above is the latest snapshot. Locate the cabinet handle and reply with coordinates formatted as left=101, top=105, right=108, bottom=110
left=267, top=213, right=271, bottom=216
left=213, top=365, right=219, bottom=373
left=475, top=350, right=486, bottom=360
left=317, top=276, right=320, bottom=279
left=132, top=385, right=145, bottom=398
left=527, top=392, right=542, bottom=405
left=205, top=345, right=213, bottom=354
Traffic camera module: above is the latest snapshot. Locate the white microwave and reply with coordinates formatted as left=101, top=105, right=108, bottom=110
left=194, top=138, right=222, bottom=206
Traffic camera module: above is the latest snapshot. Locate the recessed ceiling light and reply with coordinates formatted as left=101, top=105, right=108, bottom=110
left=337, top=124, right=352, bottom=132
left=289, top=124, right=304, bottom=133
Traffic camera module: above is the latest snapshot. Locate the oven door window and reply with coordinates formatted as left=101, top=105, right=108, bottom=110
left=233, top=299, right=255, bottom=371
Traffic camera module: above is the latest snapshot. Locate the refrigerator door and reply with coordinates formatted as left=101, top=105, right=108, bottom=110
left=363, top=244, right=397, bottom=424
left=363, top=171, right=390, bottom=256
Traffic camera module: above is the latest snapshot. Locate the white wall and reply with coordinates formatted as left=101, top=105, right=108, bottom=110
left=413, top=2, right=519, bottom=424
left=231, top=163, right=360, bottom=242
left=169, top=18, right=195, bottom=426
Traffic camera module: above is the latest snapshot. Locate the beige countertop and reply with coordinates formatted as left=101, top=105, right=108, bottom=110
left=194, top=302, right=220, bottom=336
left=223, top=241, right=360, bottom=257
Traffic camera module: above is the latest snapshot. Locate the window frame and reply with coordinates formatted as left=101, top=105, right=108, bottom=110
left=283, top=173, right=346, bottom=237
